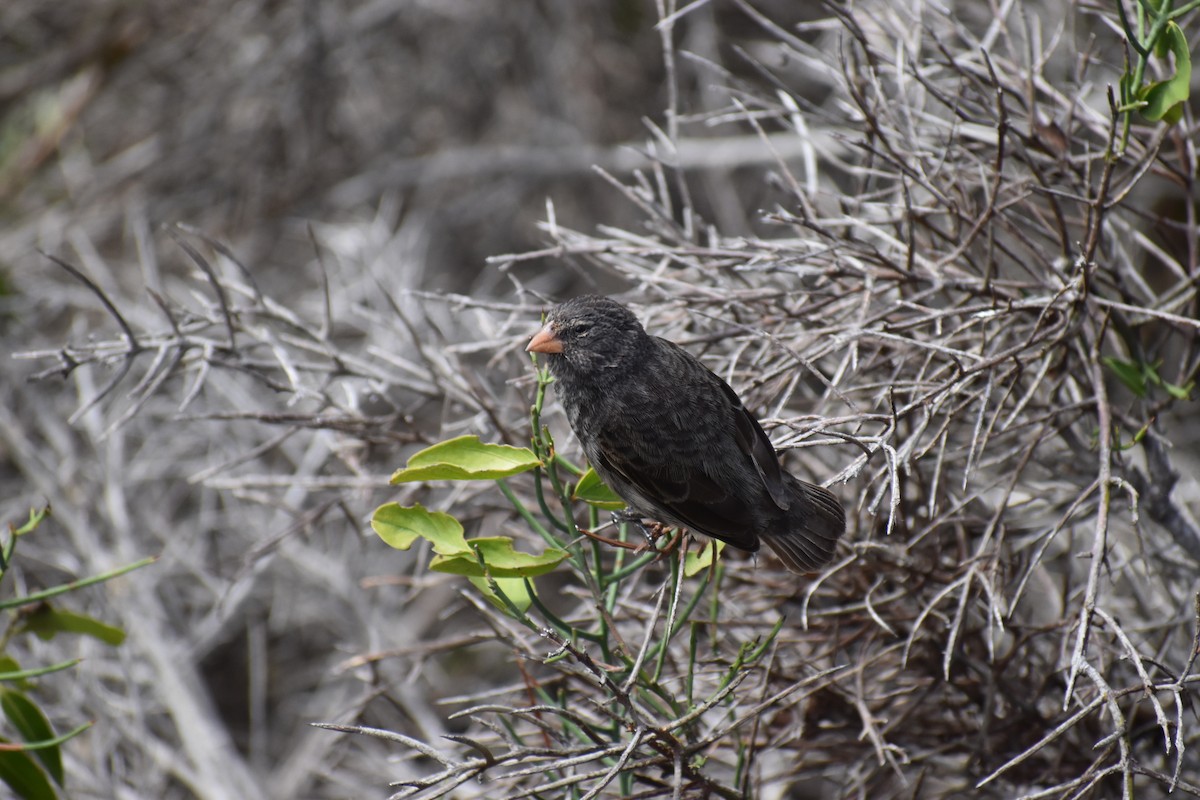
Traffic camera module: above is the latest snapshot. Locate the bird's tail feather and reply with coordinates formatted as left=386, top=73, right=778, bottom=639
left=760, top=478, right=846, bottom=574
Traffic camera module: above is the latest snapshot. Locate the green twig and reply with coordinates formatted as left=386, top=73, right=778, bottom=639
left=0, top=557, right=157, bottom=611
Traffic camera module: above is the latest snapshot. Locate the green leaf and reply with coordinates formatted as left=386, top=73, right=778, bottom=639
left=0, top=691, right=61, bottom=786
left=1164, top=380, right=1195, bottom=400
left=572, top=468, right=626, bottom=510
left=467, top=576, right=534, bottom=614
left=684, top=539, right=723, bottom=577
left=371, top=503, right=469, bottom=553
left=0, top=746, right=56, bottom=800
left=389, top=436, right=541, bottom=484
left=430, top=538, right=568, bottom=578
left=370, top=504, right=564, bottom=615
left=1139, top=22, right=1191, bottom=123
left=1101, top=356, right=1148, bottom=397
left=16, top=607, right=125, bottom=647
left=1101, top=356, right=1194, bottom=400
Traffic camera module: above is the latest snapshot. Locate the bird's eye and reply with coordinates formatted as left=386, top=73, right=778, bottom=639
left=575, top=322, right=592, bottom=337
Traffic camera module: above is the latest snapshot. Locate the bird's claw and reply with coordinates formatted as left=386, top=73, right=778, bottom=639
left=611, top=510, right=660, bottom=548
left=609, top=511, right=685, bottom=561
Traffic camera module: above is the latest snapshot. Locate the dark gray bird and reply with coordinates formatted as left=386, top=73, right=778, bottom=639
left=526, top=295, right=845, bottom=573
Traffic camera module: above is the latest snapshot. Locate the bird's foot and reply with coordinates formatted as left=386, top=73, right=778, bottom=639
left=610, top=510, right=661, bottom=549
left=651, top=527, right=684, bottom=561
left=609, top=511, right=685, bottom=560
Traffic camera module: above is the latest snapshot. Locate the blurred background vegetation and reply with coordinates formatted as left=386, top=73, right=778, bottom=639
left=2, top=1, right=1199, bottom=798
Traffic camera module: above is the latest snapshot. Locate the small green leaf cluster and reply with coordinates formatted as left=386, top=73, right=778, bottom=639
left=371, top=434, right=571, bottom=612
left=368, top=362, right=608, bottom=617
left=0, top=507, right=152, bottom=800
left=1117, top=0, right=1195, bottom=144
left=373, top=494, right=567, bottom=612
left=1102, top=355, right=1195, bottom=400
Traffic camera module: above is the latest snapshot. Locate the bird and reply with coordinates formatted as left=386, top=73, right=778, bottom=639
left=525, top=295, right=845, bottom=573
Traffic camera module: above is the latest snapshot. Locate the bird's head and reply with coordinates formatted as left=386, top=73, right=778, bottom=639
left=526, top=295, right=648, bottom=375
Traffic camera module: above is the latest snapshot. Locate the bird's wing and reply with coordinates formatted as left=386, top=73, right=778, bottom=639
left=712, top=377, right=791, bottom=511
left=592, top=444, right=761, bottom=552
left=655, top=338, right=790, bottom=512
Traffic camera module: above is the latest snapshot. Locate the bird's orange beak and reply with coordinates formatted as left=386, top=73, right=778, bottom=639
left=526, top=322, right=563, bottom=354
